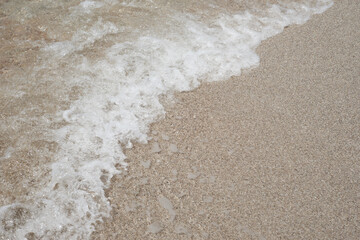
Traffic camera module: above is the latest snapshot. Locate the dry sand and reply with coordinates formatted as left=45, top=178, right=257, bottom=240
left=92, top=1, right=360, bottom=239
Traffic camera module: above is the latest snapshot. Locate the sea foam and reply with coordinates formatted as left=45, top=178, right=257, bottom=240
left=0, top=0, right=333, bottom=239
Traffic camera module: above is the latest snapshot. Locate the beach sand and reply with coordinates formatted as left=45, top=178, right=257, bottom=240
left=91, top=1, right=359, bottom=239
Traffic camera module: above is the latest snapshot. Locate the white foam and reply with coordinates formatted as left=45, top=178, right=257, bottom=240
left=79, top=0, right=104, bottom=10
left=70, top=0, right=114, bottom=16
left=0, top=0, right=333, bottom=239
left=44, top=19, right=119, bottom=57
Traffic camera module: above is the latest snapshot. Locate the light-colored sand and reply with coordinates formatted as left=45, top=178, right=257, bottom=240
left=92, top=1, right=359, bottom=239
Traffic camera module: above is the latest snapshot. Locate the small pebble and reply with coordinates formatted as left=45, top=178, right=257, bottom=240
left=161, top=134, right=169, bottom=141
left=187, top=172, right=200, bottom=179
left=141, top=160, right=151, bottom=169
left=174, top=223, right=189, bottom=235
left=158, top=196, right=176, bottom=221
left=203, top=196, right=213, bottom=203
left=169, top=144, right=178, bottom=153
left=139, top=178, right=148, bottom=185
left=125, top=201, right=139, bottom=212
left=147, top=221, right=163, bottom=234
left=151, top=142, right=161, bottom=153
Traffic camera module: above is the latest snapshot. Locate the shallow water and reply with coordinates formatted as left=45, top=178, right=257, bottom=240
left=0, top=0, right=333, bottom=239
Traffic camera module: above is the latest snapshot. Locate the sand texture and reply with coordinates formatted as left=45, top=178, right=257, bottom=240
left=88, top=1, right=360, bottom=239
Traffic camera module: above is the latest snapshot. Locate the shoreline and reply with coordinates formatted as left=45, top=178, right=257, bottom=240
left=92, top=1, right=360, bottom=239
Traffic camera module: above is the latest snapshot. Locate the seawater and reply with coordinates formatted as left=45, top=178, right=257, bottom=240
left=0, top=0, right=333, bottom=239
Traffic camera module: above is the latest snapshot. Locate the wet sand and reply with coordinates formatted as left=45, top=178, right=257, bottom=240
left=92, top=1, right=359, bottom=239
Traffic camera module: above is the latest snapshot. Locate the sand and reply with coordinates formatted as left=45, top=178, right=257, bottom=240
left=91, top=1, right=360, bottom=239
